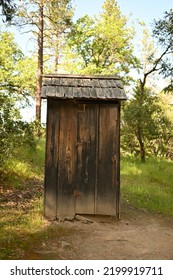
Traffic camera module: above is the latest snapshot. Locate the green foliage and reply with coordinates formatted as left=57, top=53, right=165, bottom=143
left=14, top=0, right=74, bottom=73
left=62, top=0, right=138, bottom=76
left=121, top=85, right=173, bottom=158
left=1, top=137, right=45, bottom=186
left=0, top=29, right=37, bottom=98
left=0, top=29, right=37, bottom=167
left=14, top=56, right=37, bottom=98
left=0, top=30, right=22, bottom=91
left=0, top=96, right=36, bottom=167
left=153, top=9, right=173, bottom=91
left=0, top=0, right=15, bottom=21
left=44, top=0, right=74, bottom=71
left=121, top=156, right=173, bottom=216
left=0, top=138, right=46, bottom=259
left=121, top=25, right=173, bottom=162
left=0, top=138, right=67, bottom=260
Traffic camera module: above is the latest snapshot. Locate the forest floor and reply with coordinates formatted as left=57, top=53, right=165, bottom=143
left=25, top=203, right=173, bottom=260
left=1, top=176, right=173, bottom=260
left=1, top=141, right=173, bottom=260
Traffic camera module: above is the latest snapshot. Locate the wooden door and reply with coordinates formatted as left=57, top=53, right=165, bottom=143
left=75, top=103, right=119, bottom=216
left=96, top=104, right=118, bottom=215
left=75, top=104, right=97, bottom=214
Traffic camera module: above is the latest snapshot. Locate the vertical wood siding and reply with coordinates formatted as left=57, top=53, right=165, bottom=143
left=57, top=101, right=77, bottom=220
left=97, top=104, right=118, bottom=215
left=75, top=104, right=97, bottom=214
left=44, top=100, right=120, bottom=220
left=44, top=98, right=60, bottom=220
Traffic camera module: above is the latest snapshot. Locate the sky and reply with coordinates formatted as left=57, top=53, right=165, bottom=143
left=18, top=0, right=172, bottom=122
left=74, top=0, right=172, bottom=24
left=12, top=0, right=173, bottom=55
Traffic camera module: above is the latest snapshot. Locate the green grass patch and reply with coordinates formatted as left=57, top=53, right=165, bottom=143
left=1, top=137, right=45, bottom=189
left=0, top=137, right=48, bottom=259
left=121, top=156, right=173, bottom=216
left=1, top=137, right=173, bottom=259
left=0, top=137, right=68, bottom=260
left=0, top=197, right=67, bottom=259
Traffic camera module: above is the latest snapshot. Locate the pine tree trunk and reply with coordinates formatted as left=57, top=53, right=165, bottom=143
left=137, top=126, right=146, bottom=162
left=138, top=79, right=146, bottom=162
left=36, top=0, right=44, bottom=123
left=54, top=34, right=59, bottom=73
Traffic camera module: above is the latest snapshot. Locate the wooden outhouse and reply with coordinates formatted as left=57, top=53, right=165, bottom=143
left=42, top=74, right=127, bottom=220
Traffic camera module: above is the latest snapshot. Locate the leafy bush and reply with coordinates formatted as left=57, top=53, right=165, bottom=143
left=121, top=88, right=173, bottom=159
left=0, top=94, right=36, bottom=168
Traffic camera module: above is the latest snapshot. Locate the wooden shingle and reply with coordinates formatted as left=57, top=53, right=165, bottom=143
left=41, top=74, right=127, bottom=100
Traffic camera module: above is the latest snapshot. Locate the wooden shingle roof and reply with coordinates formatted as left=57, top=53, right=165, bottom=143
left=42, top=74, right=127, bottom=100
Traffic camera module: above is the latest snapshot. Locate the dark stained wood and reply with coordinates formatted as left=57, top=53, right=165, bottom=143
left=44, top=98, right=60, bottom=220
left=96, top=104, right=118, bottom=215
left=75, top=104, right=97, bottom=214
left=57, top=101, right=77, bottom=220
left=116, top=103, right=121, bottom=218
left=43, top=75, right=125, bottom=220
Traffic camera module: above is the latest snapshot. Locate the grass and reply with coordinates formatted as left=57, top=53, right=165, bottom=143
left=121, top=156, right=173, bottom=217
left=1, top=137, right=45, bottom=188
left=0, top=137, right=57, bottom=259
left=0, top=138, right=173, bottom=259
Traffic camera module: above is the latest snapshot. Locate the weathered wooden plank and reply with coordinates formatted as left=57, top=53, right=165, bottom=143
left=64, top=86, right=73, bottom=98
left=104, top=88, right=112, bottom=99
left=80, top=87, right=91, bottom=98
left=73, top=87, right=81, bottom=98
left=106, top=79, right=116, bottom=88
left=52, top=78, right=60, bottom=85
left=41, top=86, right=47, bottom=98
left=55, top=86, right=66, bottom=98
left=96, top=104, right=118, bottom=215
left=95, top=88, right=106, bottom=99
left=92, top=79, right=101, bottom=88
left=75, top=104, right=97, bottom=214
left=107, top=88, right=121, bottom=99
left=111, top=80, right=118, bottom=88
left=76, top=79, right=83, bottom=87
left=57, top=101, right=77, bottom=220
left=60, top=78, right=76, bottom=86
left=116, top=80, right=124, bottom=89
left=44, top=98, right=60, bottom=220
left=44, top=85, right=126, bottom=100
left=46, top=85, right=58, bottom=96
left=88, top=87, right=97, bottom=99
left=43, top=77, right=52, bottom=86
left=43, top=74, right=120, bottom=80
left=115, top=103, right=121, bottom=218
left=82, top=78, right=92, bottom=87
left=42, top=75, right=127, bottom=100
left=99, top=79, right=109, bottom=88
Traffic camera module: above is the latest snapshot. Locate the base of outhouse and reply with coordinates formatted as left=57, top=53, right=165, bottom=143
left=44, top=212, right=120, bottom=222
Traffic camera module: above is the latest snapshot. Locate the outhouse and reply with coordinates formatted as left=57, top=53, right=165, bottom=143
left=42, top=74, right=127, bottom=221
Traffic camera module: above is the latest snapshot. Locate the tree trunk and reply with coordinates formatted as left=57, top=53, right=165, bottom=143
left=36, top=0, right=44, bottom=123
left=138, top=79, right=146, bottom=162
left=54, top=33, right=59, bottom=73
left=137, top=126, right=146, bottom=162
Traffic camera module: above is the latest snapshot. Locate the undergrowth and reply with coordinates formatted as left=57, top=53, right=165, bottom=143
left=121, top=156, right=173, bottom=217
left=0, top=138, right=173, bottom=259
left=0, top=137, right=51, bottom=259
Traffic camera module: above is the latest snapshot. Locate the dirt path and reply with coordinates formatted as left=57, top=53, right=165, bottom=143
left=29, top=203, right=173, bottom=260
